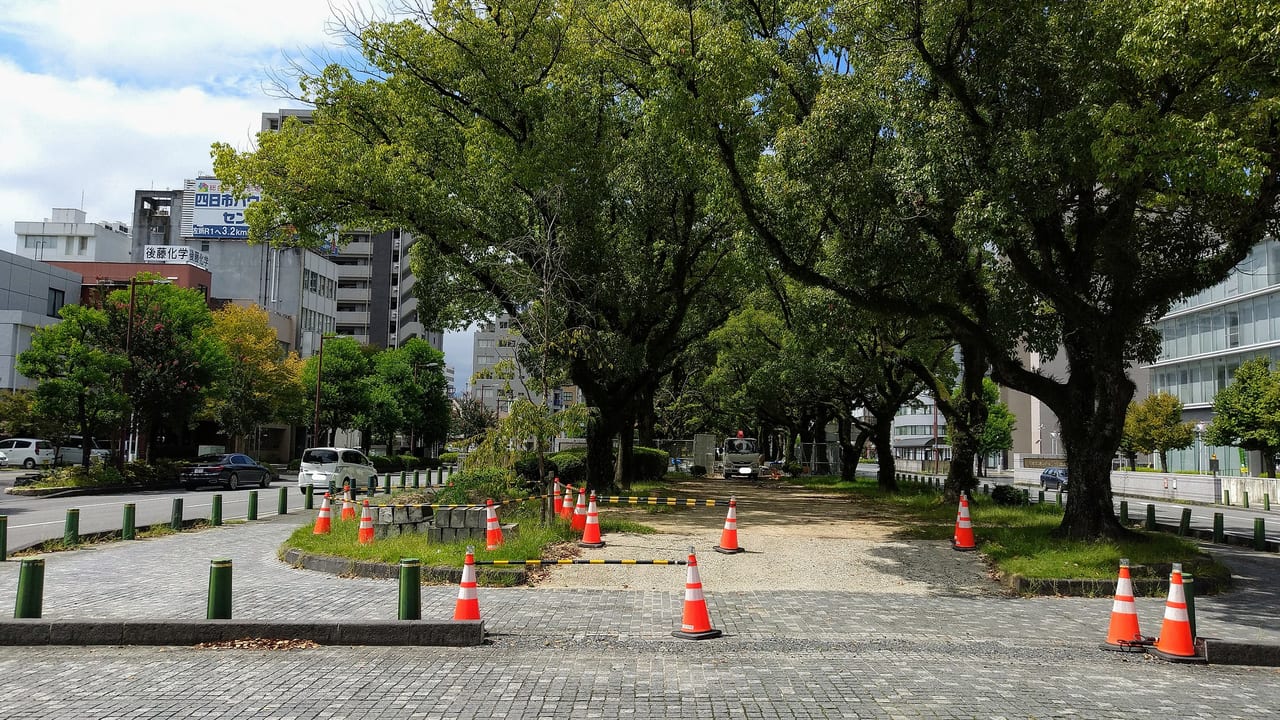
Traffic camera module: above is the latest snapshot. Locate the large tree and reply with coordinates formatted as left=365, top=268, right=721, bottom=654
left=620, top=0, right=1280, bottom=538
left=1124, top=391, right=1195, bottom=472
left=204, top=303, right=305, bottom=452
left=1206, top=357, right=1280, bottom=477
left=214, top=0, right=744, bottom=491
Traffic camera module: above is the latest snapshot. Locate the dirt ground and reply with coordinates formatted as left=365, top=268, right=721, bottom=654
left=531, top=477, right=1002, bottom=595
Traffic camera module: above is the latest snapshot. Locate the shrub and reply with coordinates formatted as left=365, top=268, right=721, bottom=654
left=368, top=454, right=402, bottom=473
left=631, top=446, right=669, bottom=482
left=513, top=452, right=556, bottom=489
left=37, top=463, right=125, bottom=488
left=439, top=452, right=459, bottom=465
left=991, top=484, right=1030, bottom=506
left=433, top=467, right=518, bottom=505
left=287, top=459, right=301, bottom=471
left=420, top=456, right=442, bottom=469
left=550, top=448, right=588, bottom=487
left=782, top=461, right=803, bottom=476
left=124, top=459, right=184, bottom=487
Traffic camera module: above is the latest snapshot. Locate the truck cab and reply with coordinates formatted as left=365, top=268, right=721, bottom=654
left=721, top=435, right=762, bottom=480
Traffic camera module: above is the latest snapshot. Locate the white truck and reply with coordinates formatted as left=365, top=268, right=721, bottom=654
left=720, top=435, right=762, bottom=480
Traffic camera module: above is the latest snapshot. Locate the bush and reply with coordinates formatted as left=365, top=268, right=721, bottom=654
left=37, top=463, right=125, bottom=488
left=433, top=467, right=518, bottom=505
left=124, top=459, right=184, bottom=487
left=368, top=454, right=402, bottom=473
left=288, top=459, right=301, bottom=471
left=631, top=446, right=669, bottom=482
left=513, top=452, right=556, bottom=489
left=439, top=452, right=459, bottom=465
left=550, top=448, right=589, bottom=487
left=991, top=484, right=1030, bottom=506
left=420, top=456, right=442, bottom=469
left=782, top=461, right=803, bottom=477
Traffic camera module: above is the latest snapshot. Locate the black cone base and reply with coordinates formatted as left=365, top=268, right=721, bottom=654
left=713, top=545, right=745, bottom=554
left=672, top=628, right=723, bottom=640
left=578, top=540, right=606, bottom=548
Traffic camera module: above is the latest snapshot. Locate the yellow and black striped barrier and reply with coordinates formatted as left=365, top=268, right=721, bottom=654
left=473, top=558, right=688, bottom=566
left=373, top=493, right=728, bottom=510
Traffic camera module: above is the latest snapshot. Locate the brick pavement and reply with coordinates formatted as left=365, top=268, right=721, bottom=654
left=0, top=513, right=1278, bottom=718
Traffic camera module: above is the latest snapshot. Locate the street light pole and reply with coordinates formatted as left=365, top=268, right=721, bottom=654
left=1195, top=421, right=1206, bottom=475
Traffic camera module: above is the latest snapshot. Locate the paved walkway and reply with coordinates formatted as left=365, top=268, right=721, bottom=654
left=0, top=511, right=1278, bottom=718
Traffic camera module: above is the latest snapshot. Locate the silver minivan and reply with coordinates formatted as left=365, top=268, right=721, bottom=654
left=297, top=447, right=377, bottom=495
left=57, top=436, right=111, bottom=465
left=0, top=438, right=57, bottom=469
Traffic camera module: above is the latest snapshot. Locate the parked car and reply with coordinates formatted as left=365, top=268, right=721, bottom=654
left=181, top=453, right=274, bottom=490
left=0, top=438, right=56, bottom=469
left=298, top=447, right=377, bottom=495
left=56, top=435, right=112, bottom=465
left=1039, top=467, right=1069, bottom=491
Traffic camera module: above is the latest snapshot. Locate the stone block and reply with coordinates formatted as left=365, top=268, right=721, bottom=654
left=428, top=527, right=444, bottom=542
left=393, top=505, right=410, bottom=524
left=435, top=507, right=453, bottom=527
left=449, top=508, right=469, bottom=528
left=385, top=523, right=402, bottom=538
left=374, top=525, right=389, bottom=540
left=465, top=506, right=486, bottom=528
left=378, top=507, right=394, bottom=524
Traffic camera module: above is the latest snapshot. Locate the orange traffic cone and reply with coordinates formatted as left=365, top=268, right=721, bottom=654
left=341, top=484, right=356, bottom=521
left=1103, top=558, right=1147, bottom=651
left=552, top=478, right=562, bottom=518
left=312, top=493, right=332, bottom=535
left=1151, top=563, right=1200, bottom=660
left=560, top=484, right=575, bottom=520
left=952, top=493, right=976, bottom=551
left=571, top=489, right=587, bottom=532
left=672, top=547, right=722, bottom=640
left=357, top=499, right=375, bottom=545
left=453, top=546, right=481, bottom=621
left=579, top=492, right=605, bottom=548
left=713, top=496, right=745, bottom=554
left=485, top=499, right=504, bottom=550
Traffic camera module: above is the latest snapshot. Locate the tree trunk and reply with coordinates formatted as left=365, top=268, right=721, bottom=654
left=616, top=417, right=636, bottom=492
left=836, top=414, right=866, bottom=484
left=872, top=414, right=897, bottom=491
left=585, top=409, right=620, bottom=494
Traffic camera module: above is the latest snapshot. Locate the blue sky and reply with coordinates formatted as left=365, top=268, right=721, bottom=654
left=0, top=1, right=474, bottom=386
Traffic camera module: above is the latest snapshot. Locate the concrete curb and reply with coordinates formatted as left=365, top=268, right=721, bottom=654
left=281, top=548, right=528, bottom=585
left=1202, top=639, right=1280, bottom=666
left=0, top=619, right=484, bottom=647
left=1004, top=569, right=1230, bottom=597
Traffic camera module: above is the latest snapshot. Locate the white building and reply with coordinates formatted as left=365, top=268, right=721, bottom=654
left=471, top=312, right=578, bottom=415
left=14, top=208, right=131, bottom=264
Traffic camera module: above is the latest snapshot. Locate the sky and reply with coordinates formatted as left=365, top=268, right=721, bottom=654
left=0, top=0, right=473, bottom=387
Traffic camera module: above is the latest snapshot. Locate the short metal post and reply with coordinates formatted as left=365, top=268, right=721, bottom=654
left=211, top=494, right=223, bottom=526
left=63, top=508, right=80, bottom=546
left=1213, top=512, right=1224, bottom=543
left=383, top=474, right=391, bottom=494
left=983, top=483, right=990, bottom=495
left=1119, top=500, right=1128, bottom=524
left=1255, top=518, right=1267, bottom=551
left=277, top=487, right=288, bottom=516
left=1145, top=503, right=1157, bottom=531
left=0, top=515, right=7, bottom=560
left=305, top=484, right=314, bottom=510
left=1266, top=493, right=1272, bottom=511
left=247, top=491, right=258, bottom=521
left=398, top=557, right=421, bottom=620
left=123, top=503, right=136, bottom=540
left=399, top=471, right=406, bottom=489
left=1184, top=573, right=1197, bottom=640
left=1223, top=489, right=1230, bottom=506
left=170, top=498, right=183, bottom=531
left=1243, top=491, right=1250, bottom=509
left=13, top=558, right=44, bottom=618
left=1179, top=507, right=1191, bottom=536
left=207, top=558, right=232, bottom=619
left=1056, top=490, right=1062, bottom=506
left=413, top=470, right=421, bottom=488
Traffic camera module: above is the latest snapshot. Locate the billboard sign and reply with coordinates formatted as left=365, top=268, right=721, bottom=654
left=183, top=178, right=260, bottom=239
left=143, top=244, right=210, bottom=270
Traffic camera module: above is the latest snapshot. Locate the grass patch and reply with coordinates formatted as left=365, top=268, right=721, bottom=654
left=280, top=499, right=656, bottom=584
left=786, top=474, right=1229, bottom=585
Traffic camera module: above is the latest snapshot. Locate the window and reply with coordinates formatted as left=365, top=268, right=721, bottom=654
left=47, top=288, right=65, bottom=317
left=201, top=240, right=210, bottom=251
left=77, top=236, right=88, bottom=255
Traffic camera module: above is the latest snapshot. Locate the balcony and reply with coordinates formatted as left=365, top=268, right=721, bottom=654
left=337, top=310, right=370, bottom=326
left=341, top=241, right=373, bottom=256
left=337, top=287, right=366, bottom=302
left=335, top=264, right=372, bottom=279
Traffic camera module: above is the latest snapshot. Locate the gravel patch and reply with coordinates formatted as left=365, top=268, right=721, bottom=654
left=534, top=478, right=1001, bottom=596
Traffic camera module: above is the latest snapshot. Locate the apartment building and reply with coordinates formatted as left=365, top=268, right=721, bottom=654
left=470, top=312, right=578, bottom=415
left=13, top=207, right=130, bottom=264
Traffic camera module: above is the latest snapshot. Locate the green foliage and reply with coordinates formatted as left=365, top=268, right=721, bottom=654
left=122, top=459, right=184, bottom=487
left=432, top=467, right=519, bottom=505
left=1206, top=358, right=1280, bottom=476
left=991, top=485, right=1030, bottom=507
left=203, top=303, right=304, bottom=448
left=549, top=448, right=588, bottom=486
left=439, top=452, right=459, bottom=465
left=631, top=446, right=670, bottom=483
left=368, top=454, right=403, bottom=473
left=975, top=379, right=1016, bottom=457
left=32, top=462, right=124, bottom=488
left=1124, top=391, right=1195, bottom=471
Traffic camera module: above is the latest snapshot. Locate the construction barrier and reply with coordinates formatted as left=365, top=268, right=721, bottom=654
left=474, top=558, right=689, bottom=565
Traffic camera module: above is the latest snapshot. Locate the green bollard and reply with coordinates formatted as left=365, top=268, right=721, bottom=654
left=305, top=484, right=314, bottom=511
left=399, top=471, right=406, bottom=489
left=1213, top=513, right=1224, bottom=543
left=983, top=484, right=990, bottom=495
left=398, top=557, right=422, bottom=620
left=277, top=487, right=288, bottom=516
left=123, top=503, right=136, bottom=540
left=368, top=477, right=377, bottom=496
left=1179, top=507, right=1191, bottom=536
left=63, top=508, right=80, bottom=546
left=13, top=558, right=44, bottom=618
left=247, top=491, right=258, bottom=521
left=170, top=498, right=183, bottom=531
left=1184, top=573, right=1197, bottom=640
left=1039, top=490, right=1045, bottom=505
left=1056, top=490, right=1062, bottom=506
left=1266, top=493, right=1272, bottom=511
left=1244, top=491, right=1250, bottom=509
left=383, top=474, right=392, bottom=494
left=207, top=558, right=232, bottom=620
left=413, top=470, right=421, bottom=488
left=211, top=494, right=223, bottom=527
left=0, top=515, right=6, bottom=560
left=1120, top=500, right=1128, bottom=524
left=1145, top=504, right=1157, bottom=531
left=1223, top=489, right=1230, bottom=506
left=1255, top=518, right=1267, bottom=551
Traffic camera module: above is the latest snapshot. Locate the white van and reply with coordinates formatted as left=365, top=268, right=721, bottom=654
left=297, top=447, right=377, bottom=495
left=0, top=438, right=56, bottom=469
left=57, top=436, right=111, bottom=465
